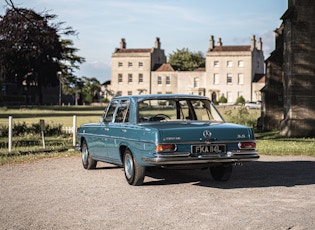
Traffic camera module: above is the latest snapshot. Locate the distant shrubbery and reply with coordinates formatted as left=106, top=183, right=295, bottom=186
left=223, top=108, right=258, bottom=129
left=0, top=122, right=63, bottom=137
left=236, top=96, right=245, bottom=105
left=218, top=95, right=227, bottom=104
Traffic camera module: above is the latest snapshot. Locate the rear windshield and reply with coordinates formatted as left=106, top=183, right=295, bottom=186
left=137, top=98, right=224, bottom=123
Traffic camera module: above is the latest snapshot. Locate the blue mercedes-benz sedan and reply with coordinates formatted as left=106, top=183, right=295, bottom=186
left=77, top=94, right=259, bottom=185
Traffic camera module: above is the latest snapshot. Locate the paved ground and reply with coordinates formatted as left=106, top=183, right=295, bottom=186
left=1, top=155, right=315, bottom=230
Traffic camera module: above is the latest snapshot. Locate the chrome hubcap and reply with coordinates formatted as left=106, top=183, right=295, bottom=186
left=82, top=146, right=88, bottom=163
left=124, top=154, right=133, bottom=179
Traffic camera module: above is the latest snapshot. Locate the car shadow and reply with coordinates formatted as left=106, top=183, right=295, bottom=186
left=144, top=160, right=315, bottom=188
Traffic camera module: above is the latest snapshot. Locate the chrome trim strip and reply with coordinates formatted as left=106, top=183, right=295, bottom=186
left=160, top=140, right=256, bottom=145
left=153, top=152, right=191, bottom=157
left=77, top=132, right=155, bottom=145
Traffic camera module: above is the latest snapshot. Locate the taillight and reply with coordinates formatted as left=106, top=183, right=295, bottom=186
left=155, top=144, right=177, bottom=152
left=238, top=141, right=256, bottom=149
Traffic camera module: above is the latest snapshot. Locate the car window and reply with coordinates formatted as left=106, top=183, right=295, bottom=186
left=104, top=100, right=118, bottom=122
left=137, top=98, right=224, bottom=123
left=114, top=100, right=130, bottom=123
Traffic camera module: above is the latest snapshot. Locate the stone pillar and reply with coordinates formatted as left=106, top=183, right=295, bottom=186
left=280, top=0, right=315, bottom=137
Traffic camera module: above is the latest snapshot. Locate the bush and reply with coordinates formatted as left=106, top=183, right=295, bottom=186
left=236, top=96, right=245, bottom=105
left=0, top=124, right=8, bottom=137
left=218, top=95, right=227, bottom=104
left=1, top=122, right=63, bottom=136
left=100, top=97, right=109, bottom=103
left=224, top=108, right=257, bottom=129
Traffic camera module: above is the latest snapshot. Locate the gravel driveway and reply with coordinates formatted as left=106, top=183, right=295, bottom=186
left=1, top=155, right=315, bottom=230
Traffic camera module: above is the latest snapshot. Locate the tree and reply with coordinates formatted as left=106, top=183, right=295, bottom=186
left=59, top=39, right=85, bottom=96
left=0, top=1, right=84, bottom=104
left=80, top=77, right=101, bottom=104
left=168, top=48, right=205, bottom=71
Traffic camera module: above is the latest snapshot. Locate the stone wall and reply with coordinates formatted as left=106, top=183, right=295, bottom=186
left=280, top=0, right=315, bottom=137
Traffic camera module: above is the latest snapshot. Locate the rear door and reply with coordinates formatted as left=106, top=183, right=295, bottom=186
left=92, top=100, right=119, bottom=161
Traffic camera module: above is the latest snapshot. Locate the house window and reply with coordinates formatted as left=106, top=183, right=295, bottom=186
left=157, top=76, right=162, bottom=85
left=227, top=92, right=232, bottom=103
left=138, top=74, right=143, bottom=84
left=128, top=74, right=132, bottom=84
left=118, top=74, right=123, bottom=84
left=227, top=74, right=232, bottom=84
left=238, top=60, right=244, bottom=67
left=128, top=62, right=133, bottom=67
left=138, top=62, right=143, bottom=67
left=118, top=62, right=123, bottom=67
left=127, top=91, right=132, bottom=95
left=214, top=74, right=219, bottom=85
left=194, top=77, right=200, bottom=88
left=227, top=61, right=233, bottom=67
left=214, top=61, right=219, bottom=67
left=238, top=74, right=244, bottom=85
left=166, top=76, right=171, bottom=86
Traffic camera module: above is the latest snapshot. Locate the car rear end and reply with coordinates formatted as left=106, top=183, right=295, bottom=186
left=141, top=122, right=259, bottom=166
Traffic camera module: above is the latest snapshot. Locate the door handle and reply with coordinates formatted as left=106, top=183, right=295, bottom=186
left=104, top=128, right=109, bottom=131
left=121, top=129, right=127, bottom=133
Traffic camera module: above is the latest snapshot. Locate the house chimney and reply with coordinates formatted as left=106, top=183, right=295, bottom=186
left=217, top=37, right=222, bottom=46
left=251, top=35, right=256, bottom=51
left=155, top=37, right=161, bottom=49
left=257, top=37, right=263, bottom=50
left=209, top=35, right=215, bottom=51
left=120, top=38, right=126, bottom=49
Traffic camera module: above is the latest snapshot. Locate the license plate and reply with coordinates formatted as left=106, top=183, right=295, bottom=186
left=191, top=144, right=226, bottom=154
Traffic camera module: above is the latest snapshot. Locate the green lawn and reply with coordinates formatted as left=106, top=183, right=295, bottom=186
left=255, top=131, right=315, bottom=156
left=0, top=106, right=105, bottom=127
left=0, top=106, right=314, bottom=165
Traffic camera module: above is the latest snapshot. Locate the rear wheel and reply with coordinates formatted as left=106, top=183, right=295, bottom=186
left=81, top=140, right=97, bottom=169
left=123, top=149, right=145, bottom=186
left=210, top=164, right=233, bottom=181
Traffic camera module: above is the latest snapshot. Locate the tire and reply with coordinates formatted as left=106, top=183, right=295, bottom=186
left=123, top=149, right=145, bottom=186
left=81, top=140, right=97, bottom=170
left=210, top=164, right=233, bottom=181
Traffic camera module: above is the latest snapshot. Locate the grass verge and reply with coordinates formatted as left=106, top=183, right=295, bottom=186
left=255, top=131, right=315, bottom=156
left=0, top=148, right=80, bottom=165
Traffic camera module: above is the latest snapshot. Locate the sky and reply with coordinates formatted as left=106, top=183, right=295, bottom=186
left=1, top=0, right=288, bottom=83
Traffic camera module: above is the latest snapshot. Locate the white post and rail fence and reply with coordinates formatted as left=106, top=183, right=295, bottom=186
left=7, top=115, right=77, bottom=153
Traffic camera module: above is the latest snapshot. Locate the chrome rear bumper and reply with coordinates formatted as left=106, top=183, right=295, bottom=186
left=142, top=150, right=259, bottom=165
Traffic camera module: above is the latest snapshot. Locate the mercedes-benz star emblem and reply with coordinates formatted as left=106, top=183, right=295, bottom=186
left=203, top=130, right=212, bottom=138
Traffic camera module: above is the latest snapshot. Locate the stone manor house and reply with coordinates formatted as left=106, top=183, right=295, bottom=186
left=109, top=36, right=265, bottom=103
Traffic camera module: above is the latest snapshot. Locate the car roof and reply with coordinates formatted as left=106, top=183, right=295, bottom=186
left=112, top=94, right=209, bottom=101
